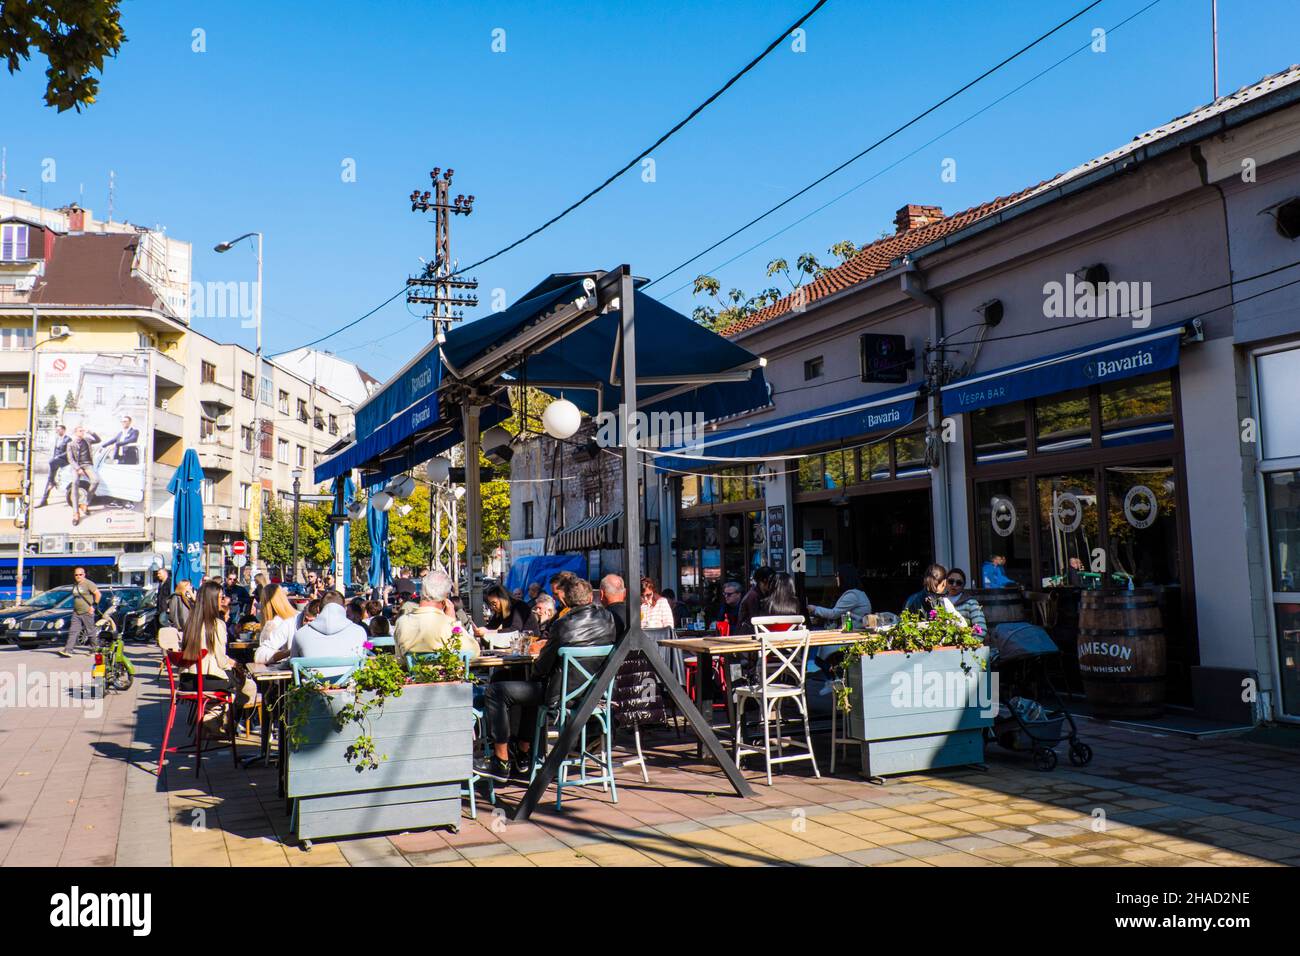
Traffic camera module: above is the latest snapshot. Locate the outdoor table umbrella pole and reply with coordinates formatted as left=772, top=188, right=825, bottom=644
left=513, top=268, right=755, bottom=821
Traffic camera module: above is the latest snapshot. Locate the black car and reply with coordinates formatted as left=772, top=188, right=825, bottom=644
left=122, top=589, right=161, bottom=643
left=15, top=586, right=148, bottom=648
left=0, top=586, right=75, bottom=643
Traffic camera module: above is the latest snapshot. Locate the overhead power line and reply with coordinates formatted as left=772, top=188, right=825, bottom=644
left=642, top=0, right=1107, bottom=290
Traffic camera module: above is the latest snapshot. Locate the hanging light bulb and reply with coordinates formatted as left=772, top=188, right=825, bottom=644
left=542, top=397, right=581, bottom=440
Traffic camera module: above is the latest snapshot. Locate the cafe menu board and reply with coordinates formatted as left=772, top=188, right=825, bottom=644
left=768, top=505, right=786, bottom=571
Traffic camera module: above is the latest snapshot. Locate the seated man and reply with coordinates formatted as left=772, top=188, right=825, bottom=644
left=290, top=591, right=368, bottom=679
left=476, top=577, right=616, bottom=783
left=522, top=592, right=557, bottom=640
left=599, top=573, right=628, bottom=639
left=394, top=569, right=478, bottom=661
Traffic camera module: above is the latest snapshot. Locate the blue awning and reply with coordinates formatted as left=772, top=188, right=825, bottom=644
left=0, top=556, right=116, bottom=568
left=354, top=347, right=441, bottom=440
left=655, top=383, right=921, bottom=472
left=316, top=271, right=769, bottom=485
left=941, top=321, right=1191, bottom=416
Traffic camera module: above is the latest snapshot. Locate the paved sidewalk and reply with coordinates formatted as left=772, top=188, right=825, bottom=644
left=4, top=641, right=1300, bottom=867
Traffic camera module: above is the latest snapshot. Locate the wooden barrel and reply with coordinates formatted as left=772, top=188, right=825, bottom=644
left=1078, top=588, right=1166, bottom=718
left=965, top=589, right=1027, bottom=627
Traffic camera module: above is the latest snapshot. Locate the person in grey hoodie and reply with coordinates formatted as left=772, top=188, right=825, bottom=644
left=290, top=593, right=369, bottom=679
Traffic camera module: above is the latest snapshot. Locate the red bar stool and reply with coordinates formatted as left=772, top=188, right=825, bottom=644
left=158, top=649, right=238, bottom=776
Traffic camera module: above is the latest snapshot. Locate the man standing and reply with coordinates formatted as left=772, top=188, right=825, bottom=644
left=599, top=573, right=628, bottom=639
left=67, top=425, right=101, bottom=526
left=57, top=567, right=101, bottom=657
left=224, top=572, right=251, bottom=621
left=154, top=567, right=173, bottom=635
left=101, top=415, right=140, bottom=465
left=37, top=424, right=71, bottom=507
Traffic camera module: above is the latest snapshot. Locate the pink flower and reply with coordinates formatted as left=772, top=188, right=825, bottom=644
left=363, top=641, right=374, bottom=650
left=928, top=610, right=937, bottom=620
left=973, top=626, right=985, bottom=636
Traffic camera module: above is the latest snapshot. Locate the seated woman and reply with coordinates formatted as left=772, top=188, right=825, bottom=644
left=807, top=564, right=872, bottom=628
left=944, top=568, right=987, bottom=635
left=903, top=563, right=965, bottom=621
left=253, top=584, right=298, bottom=665
left=757, top=572, right=802, bottom=630
left=180, top=580, right=251, bottom=728
left=474, top=584, right=528, bottom=640
left=639, top=576, right=676, bottom=630
left=369, top=614, right=391, bottom=638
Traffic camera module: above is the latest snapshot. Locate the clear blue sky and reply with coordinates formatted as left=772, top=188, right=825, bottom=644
left=2, top=0, right=1297, bottom=380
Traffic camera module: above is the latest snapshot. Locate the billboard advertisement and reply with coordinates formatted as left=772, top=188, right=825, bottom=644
left=31, top=352, right=150, bottom=538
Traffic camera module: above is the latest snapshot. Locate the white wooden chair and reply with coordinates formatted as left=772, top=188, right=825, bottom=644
left=731, top=615, right=821, bottom=785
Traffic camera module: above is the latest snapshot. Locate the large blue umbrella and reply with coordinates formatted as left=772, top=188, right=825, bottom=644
left=367, top=480, right=391, bottom=591
left=168, top=449, right=206, bottom=588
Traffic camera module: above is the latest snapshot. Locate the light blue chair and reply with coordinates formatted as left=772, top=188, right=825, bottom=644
left=405, top=649, right=493, bottom=817
left=529, top=645, right=618, bottom=810
left=290, top=656, right=362, bottom=686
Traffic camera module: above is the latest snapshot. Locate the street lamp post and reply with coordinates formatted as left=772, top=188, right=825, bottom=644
left=215, top=231, right=263, bottom=574
left=14, top=309, right=72, bottom=606
left=290, top=466, right=303, bottom=584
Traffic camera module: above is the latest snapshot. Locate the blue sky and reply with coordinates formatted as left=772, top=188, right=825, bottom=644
left=3, top=0, right=1298, bottom=379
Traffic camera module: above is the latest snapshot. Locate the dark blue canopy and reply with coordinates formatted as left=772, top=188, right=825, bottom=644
left=316, top=273, right=769, bottom=485
left=168, top=449, right=206, bottom=588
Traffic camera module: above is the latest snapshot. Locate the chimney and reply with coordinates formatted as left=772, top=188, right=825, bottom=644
left=63, top=204, right=86, bottom=232
left=894, top=204, right=944, bottom=234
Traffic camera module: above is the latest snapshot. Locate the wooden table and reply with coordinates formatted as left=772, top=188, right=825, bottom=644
left=658, top=629, right=862, bottom=729
left=245, top=663, right=293, bottom=773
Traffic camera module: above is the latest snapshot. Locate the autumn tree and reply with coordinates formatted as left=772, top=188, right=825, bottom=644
left=0, top=0, right=127, bottom=111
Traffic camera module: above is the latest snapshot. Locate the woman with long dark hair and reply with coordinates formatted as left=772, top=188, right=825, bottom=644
left=807, top=564, right=872, bottom=628
left=903, top=563, right=962, bottom=618
left=754, top=572, right=803, bottom=633
left=180, top=581, right=251, bottom=716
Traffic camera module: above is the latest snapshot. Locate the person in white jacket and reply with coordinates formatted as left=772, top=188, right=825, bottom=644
left=253, top=584, right=299, bottom=665
left=807, top=565, right=873, bottom=627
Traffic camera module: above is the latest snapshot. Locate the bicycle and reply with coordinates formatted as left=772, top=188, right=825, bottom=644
left=91, top=597, right=134, bottom=693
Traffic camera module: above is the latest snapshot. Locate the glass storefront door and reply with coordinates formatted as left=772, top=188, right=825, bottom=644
left=1036, top=471, right=1100, bottom=586
left=1264, top=469, right=1300, bottom=716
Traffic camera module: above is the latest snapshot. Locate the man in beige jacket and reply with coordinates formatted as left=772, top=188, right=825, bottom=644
left=394, top=569, right=479, bottom=662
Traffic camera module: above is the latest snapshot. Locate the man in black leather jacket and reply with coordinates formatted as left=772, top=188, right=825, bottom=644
left=476, top=577, right=616, bottom=783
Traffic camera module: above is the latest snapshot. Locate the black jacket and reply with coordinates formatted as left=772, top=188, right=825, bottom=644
left=533, top=603, right=616, bottom=702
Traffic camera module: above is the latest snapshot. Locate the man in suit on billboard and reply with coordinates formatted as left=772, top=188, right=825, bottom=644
left=37, top=424, right=71, bottom=507
left=101, top=415, right=140, bottom=465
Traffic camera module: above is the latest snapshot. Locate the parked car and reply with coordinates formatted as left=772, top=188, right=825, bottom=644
left=121, top=589, right=160, bottom=643
left=14, top=586, right=148, bottom=648
left=0, top=586, right=75, bottom=643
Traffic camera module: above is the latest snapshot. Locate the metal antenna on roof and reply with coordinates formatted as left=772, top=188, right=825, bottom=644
left=1211, top=0, right=1219, bottom=100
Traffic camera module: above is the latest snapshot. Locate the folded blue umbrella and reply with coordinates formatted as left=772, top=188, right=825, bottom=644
left=168, top=448, right=206, bottom=589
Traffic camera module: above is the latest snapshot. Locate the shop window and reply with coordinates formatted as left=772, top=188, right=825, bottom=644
left=893, top=432, right=927, bottom=478
left=1275, top=603, right=1300, bottom=721
left=1035, top=388, right=1092, bottom=453
left=825, top=449, right=854, bottom=489
left=1104, top=463, right=1179, bottom=587
left=797, top=455, right=824, bottom=494
left=972, top=402, right=1028, bottom=463
left=973, top=478, right=1032, bottom=589
left=1100, top=371, right=1174, bottom=447
left=1036, top=471, right=1100, bottom=587
left=1264, top=470, right=1300, bottom=593
left=863, top=440, right=890, bottom=480
left=680, top=474, right=700, bottom=509
left=1257, top=347, right=1300, bottom=459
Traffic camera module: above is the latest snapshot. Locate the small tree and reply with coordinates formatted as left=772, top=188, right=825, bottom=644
left=692, top=240, right=859, bottom=331
left=0, top=0, right=127, bottom=111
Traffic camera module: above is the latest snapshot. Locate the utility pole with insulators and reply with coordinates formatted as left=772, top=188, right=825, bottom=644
left=408, top=167, right=478, bottom=345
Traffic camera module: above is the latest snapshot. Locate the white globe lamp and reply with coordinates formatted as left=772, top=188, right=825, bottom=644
left=542, top=397, right=581, bottom=440
left=426, top=457, right=451, bottom=483
left=371, top=491, right=394, bottom=512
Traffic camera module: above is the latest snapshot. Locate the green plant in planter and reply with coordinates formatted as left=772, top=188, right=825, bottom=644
left=832, top=607, right=986, bottom=713
left=282, top=640, right=469, bottom=772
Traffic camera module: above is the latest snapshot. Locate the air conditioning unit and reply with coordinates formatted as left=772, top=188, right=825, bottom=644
left=14, top=276, right=35, bottom=292
left=40, top=534, right=67, bottom=554
left=71, top=539, right=96, bottom=553
left=216, top=414, right=233, bottom=429
left=50, top=324, right=72, bottom=338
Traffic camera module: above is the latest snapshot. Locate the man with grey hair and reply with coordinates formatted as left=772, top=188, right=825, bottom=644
left=523, top=592, right=557, bottom=639
left=394, top=568, right=476, bottom=662
left=599, top=573, right=628, bottom=639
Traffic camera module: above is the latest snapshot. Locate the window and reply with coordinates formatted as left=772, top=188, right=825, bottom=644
left=240, top=483, right=252, bottom=509
left=297, top=398, right=308, bottom=422
left=680, top=474, right=699, bottom=509
left=137, top=332, right=155, bottom=349
left=241, top=425, right=254, bottom=452
left=0, top=438, right=23, bottom=463
left=240, top=372, right=255, bottom=400
left=295, top=444, right=305, bottom=467
left=199, top=417, right=217, bottom=442
left=0, top=494, right=20, bottom=519
left=586, top=492, right=602, bottom=518
left=973, top=478, right=1032, bottom=589
left=259, top=422, right=273, bottom=459
left=0, top=224, right=29, bottom=261
left=972, top=402, right=1029, bottom=463
left=277, top=390, right=289, bottom=415
left=0, top=327, right=33, bottom=351
left=1035, top=388, right=1092, bottom=453
left=893, top=432, right=927, bottom=477
left=201, top=361, right=217, bottom=384
left=523, top=500, right=535, bottom=539
left=1100, top=372, right=1174, bottom=446
left=328, top=414, right=338, bottom=435
left=200, top=479, right=216, bottom=506
left=0, top=390, right=8, bottom=410
left=277, top=438, right=289, bottom=464
left=803, top=356, right=824, bottom=380
left=259, top=375, right=273, bottom=406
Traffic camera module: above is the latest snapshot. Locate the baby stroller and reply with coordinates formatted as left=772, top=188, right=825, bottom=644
left=986, top=620, right=1092, bottom=771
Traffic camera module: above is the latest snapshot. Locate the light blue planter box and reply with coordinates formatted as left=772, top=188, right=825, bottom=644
left=846, top=646, right=992, bottom=777
left=287, top=681, right=474, bottom=841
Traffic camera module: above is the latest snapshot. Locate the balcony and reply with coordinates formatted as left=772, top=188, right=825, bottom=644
left=152, top=351, right=186, bottom=388
left=199, top=379, right=235, bottom=409
left=197, top=442, right=234, bottom=473
left=154, top=407, right=184, bottom=437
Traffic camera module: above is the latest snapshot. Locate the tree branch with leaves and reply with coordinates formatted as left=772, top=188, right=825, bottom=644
left=0, top=0, right=126, bottom=111
left=691, top=240, right=858, bottom=331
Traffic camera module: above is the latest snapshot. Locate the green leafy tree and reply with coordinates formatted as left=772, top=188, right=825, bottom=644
left=258, top=501, right=293, bottom=568
left=692, top=240, right=858, bottom=331
left=63, top=389, right=76, bottom=411
left=297, top=502, right=336, bottom=567
left=43, top=395, right=58, bottom=415
left=0, top=0, right=127, bottom=111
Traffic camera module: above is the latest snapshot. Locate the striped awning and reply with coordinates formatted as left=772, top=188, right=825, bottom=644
left=549, top=511, right=624, bottom=553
